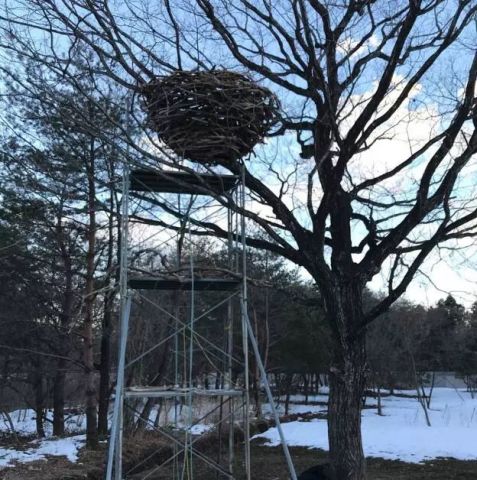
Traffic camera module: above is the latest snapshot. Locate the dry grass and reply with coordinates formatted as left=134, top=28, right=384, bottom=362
left=254, top=447, right=477, bottom=480
left=2, top=437, right=477, bottom=479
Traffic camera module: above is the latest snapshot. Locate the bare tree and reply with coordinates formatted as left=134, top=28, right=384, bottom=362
left=1, top=1, right=477, bottom=478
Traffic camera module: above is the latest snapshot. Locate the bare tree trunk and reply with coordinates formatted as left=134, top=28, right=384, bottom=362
left=274, top=373, right=282, bottom=409
left=303, top=374, right=309, bottom=404
left=466, top=375, right=476, bottom=399
left=1, top=410, right=18, bottom=443
left=98, top=296, right=113, bottom=437
left=315, top=373, right=321, bottom=393
left=252, top=307, right=262, bottom=417
left=284, top=373, right=293, bottom=416
left=328, top=335, right=367, bottom=480
left=409, top=351, right=431, bottom=427
left=83, top=136, right=98, bottom=449
left=153, top=400, right=162, bottom=428
left=252, top=374, right=262, bottom=417
left=136, top=398, right=155, bottom=431
left=124, top=371, right=137, bottom=433
left=53, top=213, right=74, bottom=437
left=135, top=322, right=173, bottom=434
left=426, top=372, right=436, bottom=409
left=325, top=281, right=367, bottom=480
left=33, top=363, right=45, bottom=438
left=52, top=358, right=66, bottom=436
left=377, top=385, right=383, bottom=416
left=98, top=163, right=118, bottom=437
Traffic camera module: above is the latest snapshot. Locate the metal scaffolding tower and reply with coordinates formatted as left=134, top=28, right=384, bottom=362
left=106, top=165, right=297, bottom=480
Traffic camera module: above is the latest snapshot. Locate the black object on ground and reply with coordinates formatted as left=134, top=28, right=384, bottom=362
left=298, top=463, right=332, bottom=480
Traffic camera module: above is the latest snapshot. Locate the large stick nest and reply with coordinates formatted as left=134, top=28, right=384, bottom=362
left=141, top=70, right=280, bottom=165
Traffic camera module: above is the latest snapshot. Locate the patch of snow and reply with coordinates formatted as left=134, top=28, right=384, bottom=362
left=255, top=388, right=477, bottom=463
left=188, top=424, right=214, bottom=435
left=0, top=409, right=86, bottom=437
left=0, top=435, right=86, bottom=468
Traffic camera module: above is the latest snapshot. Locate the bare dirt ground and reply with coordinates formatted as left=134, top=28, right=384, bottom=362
left=1, top=437, right=477, bottom=480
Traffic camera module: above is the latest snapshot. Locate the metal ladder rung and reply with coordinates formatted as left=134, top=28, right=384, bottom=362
left=124, top=386, right=245, bottom=398
left=130, top=169, right=238, bottom=195
left=128, top=276, right=241, bottom=291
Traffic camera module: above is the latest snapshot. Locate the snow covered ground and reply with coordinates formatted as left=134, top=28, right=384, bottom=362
left=0, top=405, right=211, bottom=468
left=256, top=387, right=477, bottom=463
left=0, top=409, right=87, bottom=468
left=0, top=435, right=86, bottom=468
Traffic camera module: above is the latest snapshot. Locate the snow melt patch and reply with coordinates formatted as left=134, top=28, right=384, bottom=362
left=0, top=435, right=85, bottom=468
left=255, top=388, right=477, bottom=463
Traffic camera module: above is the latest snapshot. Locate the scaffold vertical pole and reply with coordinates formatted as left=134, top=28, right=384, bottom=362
left=240, top=164, right=252, bottom=480
left=227, top=203, right=235, bottom=476
left=106, top=181, right=131, bottom=479
left=106, top=99, right=131, bottom=480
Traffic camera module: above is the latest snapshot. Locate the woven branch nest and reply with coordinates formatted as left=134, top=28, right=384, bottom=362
left=141, top=70, right=280, bottom=165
